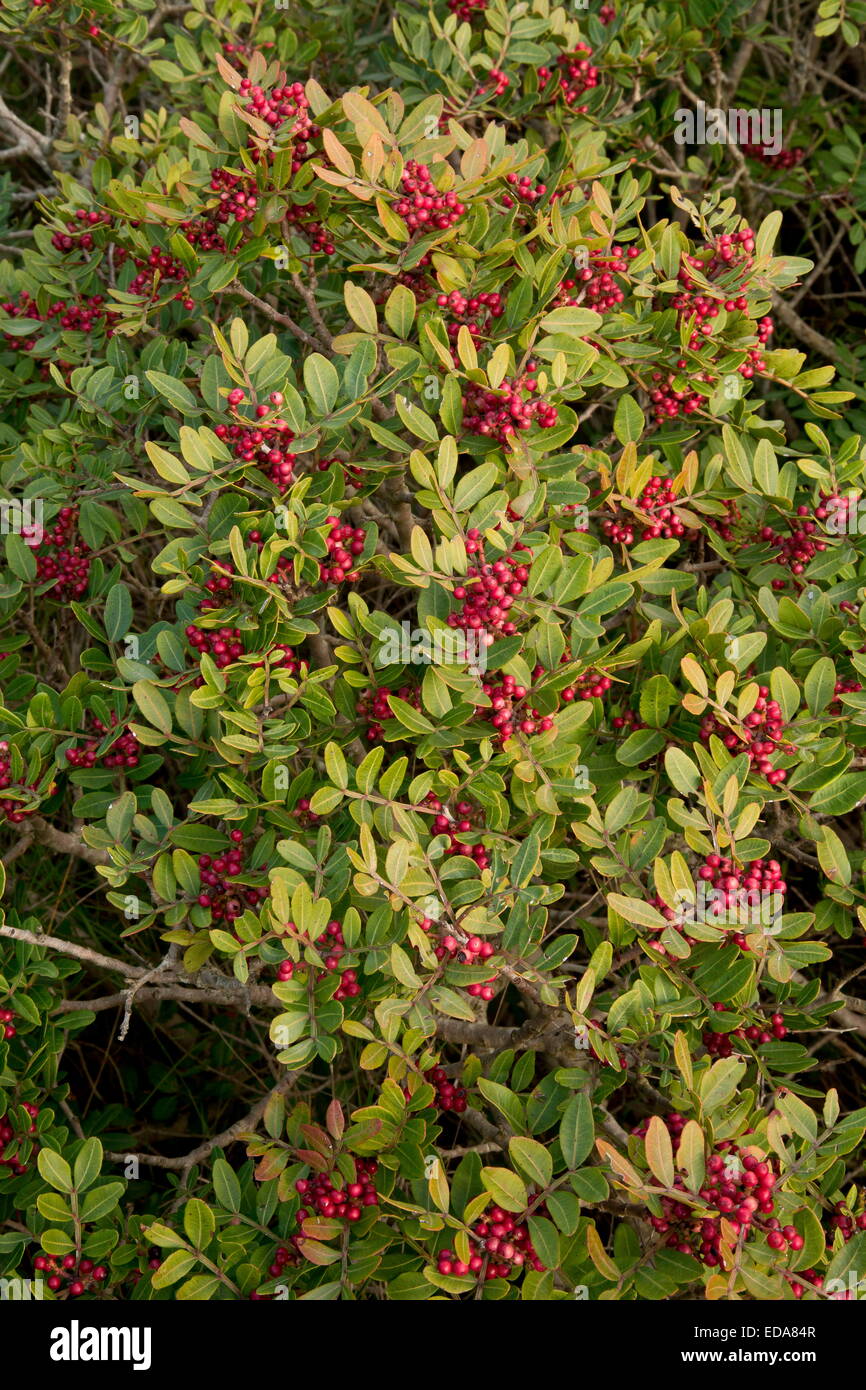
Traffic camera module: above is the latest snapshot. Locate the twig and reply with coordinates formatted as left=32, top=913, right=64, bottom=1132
left=105, top=1073, right=295, bottom=1173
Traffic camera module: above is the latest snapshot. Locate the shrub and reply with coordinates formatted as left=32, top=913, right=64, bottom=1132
left=0, top=0, right=864, bottom=1304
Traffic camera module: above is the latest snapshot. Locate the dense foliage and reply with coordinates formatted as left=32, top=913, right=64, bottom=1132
left=0, top=0, right=865, bottom=1303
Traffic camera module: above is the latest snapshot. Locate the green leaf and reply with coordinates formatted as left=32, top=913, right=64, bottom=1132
left=510, top=830, right=541, bottom=887
left=538, top=306, right=603, bottom=336
left=304, top=354, right=340, bottom=415
left=616, top=728, right=665, bottom=765
left=664, top=746, right=701, bottom=795
left=509, top=1136, right=553, bottom=1188
left=388, top=696, right=434, bottom=733
left=37, top=1192, right=73, bottom=1224
left=477, top=1078, right=525, bottom=1132
left=73, top=1137, right=103, bottom=1193
left=639, top=674, right=677, bottom=728
left=324, top=740, right=349, bottom=789
left=480, top=1166, right=528, bottom=1213
left=825, top=1230, right=866, bottom=1286
left=145, top=370, right=198, bottom=413
left=395, top=394, right=439, bottom=444
left=183, top=1197, right=216, bottom=1250
left=559, top=1093, right=594, bottom=1169
left=177, top=1273, right=221, bottom=1300
left=804, top=656, right=836, bottom=715
left=144, top=1221, right=190, bottom=1250
left=344, top=281, right=378, bottom=334
left=212, top=1158, right=241, bottom=1213
left=37, top=1148, right=73, bottom=1193
left=644, top=1115, right=675, bottom=1187
left=527, top=1214, right=560, bottom=1269
left=104, top=583, right=133, bottom=643
left=5, top=532, right=36, bottom=582
left=613, top=394, right=645, bottom=445
left=152, top=1248, right=199, bottom=1289
left=384, top=285, right=416, bottom=337
left=808, top=773, right=866, bottom=816
left=453, top=463, right=499, bottom=512
left=132, top=680, right=172, bottom=735
left=80, top=1181, right=125, bottom=1223
left=699, top=1057, right=747, bottom=1114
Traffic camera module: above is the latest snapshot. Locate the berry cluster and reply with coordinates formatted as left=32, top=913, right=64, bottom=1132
left=238, top=79, right=316, bottom=174
left=538, top=45, right=600, bottom=110
left=446, top=0, right=487, bottom=18
left=394, top=161, right=466, bottom=234
left=66, top=714, right=139, bottom=770
left=2, top=291, right=116, bottom=358
left=186, top=560, right=301, bottom=679
left=196, top=830, right=270, bottom=922
left=0, top=1006, right=14, bottom=1040
left=635, top=1116, right=790, bottom=1265
left=203, top=167, right=258, bottom=229
left=573, top=669, right=613, bottom=701
left=476, top=671, right=555, bottom=742
left=186, top=618, right=244, bottom=670
left=665, top=228, right=775, bottom=398
left=703, top=1003, right=788, bottom=1057
left=791, top=1268, right=831, bottom=1300
left=214, top=406, right=297, bottom=489
left=225, top=78, right=333, bottom=257
left=743, top=144, right=805, bottom=170
left=283, top=199, right=335, bottom=257
left=0, top=741, right=41, bottom=824
left=651, top=854, right=788, bottom=952
left=816, top=489, right=856, bottom=534
left=315, top=455, right=363, bottom=489
left=424, top=792, right=491, bottom=874
left=437, top=1202, right=547, bottom=1280
left=830, top=677, right=863, bottom=712
left=319, top=517, right=367, bottom=584
left=277, top=919, right=361, bottom=1001
left=461, top=366, right=558, bottom=441
left=762, top=505, right=829, bottom=588
left=602, top=476, right=693, bottom=546
left=708, top=498, right=740, bottom=543
left=356, top=684, right=420, bottom=740
left=434, top=931, right=497, bottom=998
left=33, top=1254, right=107, bottom=1296
left=294, top=1159, right=378, bottom=1223
left=436, top=289, right=504, bottom=355
left=501, top=173, right=547, bottom=208
left=828, top=1200, right=866, bottom=1244
left=699, top=686, right=794, bottom=784
left=558, top=245, right=639, bottom=315
left=0, top=1100, right=39, bottom=1176
left=428, top=1065, right=468, bottom=1113
left=21, top=505, right=91, bottom=598
left=124, top=247, right=193, bottom=310
left=477, top=68, right=509, bottom=98
left=610, top=706, right=645, bottom=733
left=289, top=796, right=321, bottom=828
left=446, top=532, right=530, bottom=642
left=51, top=207, right=113, bottom=256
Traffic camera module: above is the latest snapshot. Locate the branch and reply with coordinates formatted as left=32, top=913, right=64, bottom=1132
left=0, top=924, right=141, bottom=977
left=290, top=272, right=333, bottom=350
left=0, top=92, right=53, bottom=169
left=229, top=282, right=322, bottom=351
left=28, top=817, right=111, bottom=866
left=105, top=1073, right=294, bottom=1172
left=771, top=293, right=856, bottom=371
